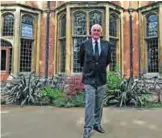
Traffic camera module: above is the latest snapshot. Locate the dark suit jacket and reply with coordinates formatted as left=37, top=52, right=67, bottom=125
left=80, top=38, right=112, bottom=87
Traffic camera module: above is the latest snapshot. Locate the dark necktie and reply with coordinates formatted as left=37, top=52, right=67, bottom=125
left=95, top=40, right=99, bottom=60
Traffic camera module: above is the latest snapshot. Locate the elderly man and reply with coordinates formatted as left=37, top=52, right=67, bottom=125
left=80, top=24, right=112, bottom=138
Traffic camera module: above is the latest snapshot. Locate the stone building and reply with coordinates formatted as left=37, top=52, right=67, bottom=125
left=1, top=1, right=162, bottom=80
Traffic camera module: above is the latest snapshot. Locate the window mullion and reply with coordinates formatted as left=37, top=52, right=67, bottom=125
left=20, top=15, right=34, bottom=72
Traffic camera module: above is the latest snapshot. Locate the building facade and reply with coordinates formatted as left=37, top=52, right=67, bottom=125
left=1, top=1, right=162, bottom=80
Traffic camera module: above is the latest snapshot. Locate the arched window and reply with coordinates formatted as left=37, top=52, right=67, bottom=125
left=21, top=15, right=34, bottom=38
left=89, top=11, right=102, bottom=34
left=0, top=39, right=12, bottom=73
left=73, top=12, right=86, bottom=35
left=20, top=15, right=34, bottom=72
left=2, top=13, right=14, bottom=36
left=59, top=14, right=66, bottom=72
left=147, top=14, right=158, bottom=37
left=1, top=39, right=12, bottom=47
left=109, top=14, right=117, bottom=37
left=146, top=14, right=158, bottom=72
left=109, top=13, right=118, bottom=71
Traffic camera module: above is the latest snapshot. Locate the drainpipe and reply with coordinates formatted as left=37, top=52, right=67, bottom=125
left=45, top=1, right=50, bottom=79
left=128, top=8, right=134, bottom=82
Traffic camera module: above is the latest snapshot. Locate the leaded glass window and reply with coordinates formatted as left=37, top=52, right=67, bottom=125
left=109, top=14, right=117, bottom=37
left=146, top=13, right=159, bottom=73
left=109, top=39, right=117, bottom=71
left=73, top=10, right=103, bottom=72
left=2, top=14, right=14, bottom=36
left=73, top=37, right=86, bottom=72
left=73, top=12, right=86, bottom=35
left=147, top=39, right=159, bottom=72
left=21, top=15, right=33, bottom=38
left=147, top=14, right=158, bottom=37
left=59, top=15, right=66, bottom=72
left=73, top=11, right=87, bottom=72
left=109, top=13, right=118, bottom=71
left=60, top=15, right=66, bottom=37
left=60, top=40, right=66, bottom=72
left=89, top=11, right=102, bottom=34
left=20, top=14, right=34, bottom=72
left=1, top=39, right=12, bottom=47
left=20, top=39, right=33, bottom=72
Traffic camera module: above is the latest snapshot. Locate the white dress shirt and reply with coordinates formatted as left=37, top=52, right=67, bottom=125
left=92, top=38, right=101, bottom=55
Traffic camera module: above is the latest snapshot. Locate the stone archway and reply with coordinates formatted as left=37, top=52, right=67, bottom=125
left=0, top=39, right=12, bottom=80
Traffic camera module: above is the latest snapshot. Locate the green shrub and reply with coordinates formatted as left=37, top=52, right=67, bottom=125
left=53, top=92, right=85, bottom=108
left=104, top=71, right=123, bottom=105
left=105, top=72, right=154, bottom=107
left=145, top=102, right=162, bottom=108
left=71, top=92, right=85, bottom=107
left=1, top=98, right=6, bottom=105
left=3, top=72, right=45, bottom=107
left=41, top=87, right=64, bottom=104
left=107, top=71, right=123, bottom=90
left=42, top=87, right=63, bottom=99
left=41, top=85, right=85, bottom=108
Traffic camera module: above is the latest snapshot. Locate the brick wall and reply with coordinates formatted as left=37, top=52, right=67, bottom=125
left=132, top=12, right=139, bottom=77
left=122, top=1, right=141, bottom=78
left=123, top=11, right=130, bottom=78
left=48, top=10, right=55, bottom=77
left=39, top=13, right=47, bottom=76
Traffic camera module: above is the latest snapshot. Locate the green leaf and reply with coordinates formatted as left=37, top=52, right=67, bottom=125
left=21, top=96, right=28, bottom=107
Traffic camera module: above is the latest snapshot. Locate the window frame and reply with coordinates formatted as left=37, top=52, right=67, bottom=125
left=56, top=11, right=66, bottom=73
left=1, top=12, right=14, bottom=36
left=144, top=11, right=159, bottom=75
left=1, top=48, right=9, bottom=72
left=19, top=13, right=36, bottom=73
left=55, top=2, right=123, bottom=74
left=71, top=8, right=105, bottom=73
left=139, top=4, right=162, bottom=76
left=1, top=5, right=41, bottom=77
left=109, top=11, right=120, bottom=72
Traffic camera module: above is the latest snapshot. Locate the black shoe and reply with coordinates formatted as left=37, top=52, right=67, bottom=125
left=93, top=125, right=105, bottom=133
left=83, top=129, right=91, bottom=138
left=83, top=135, right=90, bottom=138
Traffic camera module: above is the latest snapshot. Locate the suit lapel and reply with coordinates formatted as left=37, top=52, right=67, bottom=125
left=99, top=39, right=104, bottom=59
left=88, top=38, right=93, bottom=54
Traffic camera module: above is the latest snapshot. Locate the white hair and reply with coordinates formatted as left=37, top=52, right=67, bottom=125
left=91, top=24, right=102, bottom=33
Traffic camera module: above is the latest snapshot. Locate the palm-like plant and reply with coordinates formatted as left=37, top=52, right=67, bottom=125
left=104, top=73, right=152, bottom=107
left=3, top=72, right=45, bottom=107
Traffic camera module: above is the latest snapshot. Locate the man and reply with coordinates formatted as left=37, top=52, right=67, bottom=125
left=80, top=24, right=112, bottom=138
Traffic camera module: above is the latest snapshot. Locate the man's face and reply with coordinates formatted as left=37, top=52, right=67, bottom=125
left=91, top=26, right=102, bottom=40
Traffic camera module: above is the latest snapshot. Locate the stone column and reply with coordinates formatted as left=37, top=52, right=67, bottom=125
left=120, top=11, right=124, bottom=75
left=65, top=6, right=71, bottom=73
left=105, top=5, right=109, bottom=41
left=13, top=7, right=21, bottom=74
left=159, top=5, right=162, bottom=74
left=35, top=13, right=41, bottom=76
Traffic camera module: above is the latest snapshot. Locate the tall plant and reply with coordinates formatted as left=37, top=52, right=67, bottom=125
left=3, top=72, right=45, bottom=106
left=104, top=71, right=122, bottom=105
left=104, top=71, right=152, bottom=107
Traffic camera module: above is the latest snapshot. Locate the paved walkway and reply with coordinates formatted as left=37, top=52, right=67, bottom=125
left=1, top=106, right=162, bottom=138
